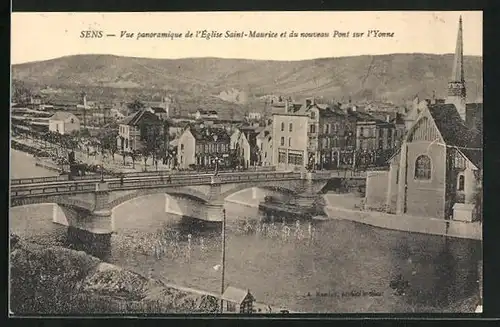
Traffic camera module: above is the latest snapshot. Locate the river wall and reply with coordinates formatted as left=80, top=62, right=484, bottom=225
left=323, top=194, right=482, bottom=241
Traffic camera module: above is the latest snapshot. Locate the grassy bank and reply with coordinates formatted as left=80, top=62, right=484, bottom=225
left=9, top=233, right=219, bottom=315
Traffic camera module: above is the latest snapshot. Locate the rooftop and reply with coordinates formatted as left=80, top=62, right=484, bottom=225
left=188, top=126, right=230, bottom=143
left=428, top=103, right=482, bottom=168
left=221, top=286, right=254, bottom=304
left=120, top=110, right=160, bottom=126
left=50, top=111, right=78, bottom=121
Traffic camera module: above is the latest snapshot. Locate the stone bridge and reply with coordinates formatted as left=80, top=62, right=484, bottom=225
left=10, top=170, right=366, bottom=257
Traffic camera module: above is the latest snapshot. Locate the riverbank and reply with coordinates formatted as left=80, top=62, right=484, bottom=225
left=323, top=194, right=482, bottom=241
left=9, top=233, right=293, bottom=315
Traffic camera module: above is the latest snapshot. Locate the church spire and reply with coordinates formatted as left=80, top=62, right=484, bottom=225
left=451, top=15, right=464, bottom=82
left=446, top=15, right=467, bottom=122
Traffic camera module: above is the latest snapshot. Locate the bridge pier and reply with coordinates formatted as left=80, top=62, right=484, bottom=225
left=69, top=182, right=113, bottom=260
left=205, top=201, right=225, bottom=222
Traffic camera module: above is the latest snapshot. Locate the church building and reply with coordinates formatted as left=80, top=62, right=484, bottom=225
left=367, top=16, right=483, bottom=222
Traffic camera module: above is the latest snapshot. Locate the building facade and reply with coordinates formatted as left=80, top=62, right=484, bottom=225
left=117, top=110, right=163, bottom=153
left=271, top=112, right=309, bottom=169
left=48, top=112, right=80, bottom=135
left=256, top=126, right=273, bottom=166
left=177, top=126, right=231, bottom=170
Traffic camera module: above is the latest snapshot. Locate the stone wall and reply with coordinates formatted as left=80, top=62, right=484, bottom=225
left=324, top=206, right=482, bottom=241
left=364, top=171, right=389, bottom=211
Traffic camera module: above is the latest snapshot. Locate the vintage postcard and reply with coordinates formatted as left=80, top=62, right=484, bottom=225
left=9, top=11, right=483, bottom=315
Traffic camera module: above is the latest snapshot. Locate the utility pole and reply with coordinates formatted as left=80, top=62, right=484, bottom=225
left=220, top=208, right=227, bottom=314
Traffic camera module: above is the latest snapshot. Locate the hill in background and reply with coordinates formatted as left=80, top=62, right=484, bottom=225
left=12, top=53, right=483, bottom=118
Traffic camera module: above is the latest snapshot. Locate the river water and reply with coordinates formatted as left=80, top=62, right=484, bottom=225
left=10, top=150, right=482, bottom=313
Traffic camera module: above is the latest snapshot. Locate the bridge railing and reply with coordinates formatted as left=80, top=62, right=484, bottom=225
left=107, top=175, right=214, bottom=190
left=10, top=166, right=281, bottom=185
left=319, top=170, right=367, bottom=178
left=10, top=181, right=98, bottom=198
left=218, top=172, right=302, bottom=182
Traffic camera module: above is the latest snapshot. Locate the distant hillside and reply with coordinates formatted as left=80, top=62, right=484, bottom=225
left=12, top=53, right=483, bottom=114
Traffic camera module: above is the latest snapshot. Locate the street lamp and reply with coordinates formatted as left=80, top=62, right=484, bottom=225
left=97, top=164, right=104, bottom=182
left=220, top=208, right=227, bottom=313
left=213, top=156, right=223, bottom=175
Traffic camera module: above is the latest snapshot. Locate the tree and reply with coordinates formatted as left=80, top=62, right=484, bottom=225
left=97, top=125, right=119, bottom=162
left=127, top=100, right=145, bottom=114
left=129, top=150, right=139, bottom=169
left=12, top=80, right=33, bottom=104
left=139, top=121, right=163, bottom=170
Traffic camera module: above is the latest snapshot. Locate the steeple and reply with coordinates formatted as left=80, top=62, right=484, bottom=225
left=451, top=16, right=465, bottom=83
left=446, top=15, right=467, bottom=121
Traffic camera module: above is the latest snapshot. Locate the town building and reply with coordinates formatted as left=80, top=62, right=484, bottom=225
left=176, top=125, right=231, bottom=170
left=29, top=94, right=43, bottom=110
left=366, top=16, right=483, bottom=221
left=143, top=96, right=174, bottom=118
left=271, top=108, right=309, bottom=170
left=48, top=112, right=80, bottom=135
left=256, top=126, right=273, bottom=166
left=117, top=110, right=163, bottom=153
left=194, top=109, right=218, bottom=120
left=271, top=98, right=360, bottom=170
left=246, top=112, right=262, bottom=121
left=230, top=126, right=262, bottom=168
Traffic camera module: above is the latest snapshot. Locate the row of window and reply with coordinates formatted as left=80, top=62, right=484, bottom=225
left=280, top=136, right=292, bottom=147
left=178, top=143, right=229, bottom=153
left=119, top=125, right=128, bottom=134
left=279, top=121, right=350, bottom=135
left=358, top=127, right=397, bottom=138
left=277, top=151, right=304, bottom=165
left=280, top=122, right=294, bottom=132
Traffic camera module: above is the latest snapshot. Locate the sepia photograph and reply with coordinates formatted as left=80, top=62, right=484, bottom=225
left=9, top=11, right=483, bottom=315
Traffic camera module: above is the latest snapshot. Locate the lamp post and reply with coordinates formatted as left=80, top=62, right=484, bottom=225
left=220, top=208, right=227, bottom=313
left=213, top=156, right=222, bottom=175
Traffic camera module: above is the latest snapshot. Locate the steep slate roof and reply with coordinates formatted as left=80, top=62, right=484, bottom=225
left=189, top=127, right=230, bottom=143
left=120, top=110, right=159, bottom=126
left=221, top=286, right=254, bottom=304
left=50, top=112, right=78, bottom=121
left=428, top=103, right=482, bottom=168
left=428, top=104, right=473, bottom=147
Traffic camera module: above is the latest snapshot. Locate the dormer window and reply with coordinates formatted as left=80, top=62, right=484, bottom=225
left=310, top=111, right=316, bottom=119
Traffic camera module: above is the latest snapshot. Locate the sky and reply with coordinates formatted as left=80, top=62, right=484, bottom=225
left=11, top=11, right=482, bottom=64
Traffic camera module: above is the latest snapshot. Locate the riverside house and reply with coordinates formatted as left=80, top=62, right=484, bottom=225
left=176, top=125, right=231, bottom=170
left=48, top=112, right=80, bottom=135
left=117, top=110, right=162, bottom=153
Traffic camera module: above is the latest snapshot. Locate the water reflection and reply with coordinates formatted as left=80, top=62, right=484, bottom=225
left=106, top=202, right=480, bottom=313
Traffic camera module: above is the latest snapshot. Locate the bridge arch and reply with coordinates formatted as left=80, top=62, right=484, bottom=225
left=218, top=180, right=303, bottom=201
left=109, top=186, right=209, bottom=211
left=10, top=195, right=94, bottom=212
left=10, top=202, right=92, bottom=238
